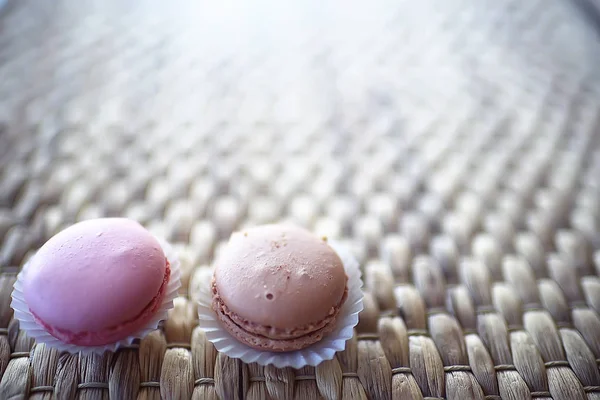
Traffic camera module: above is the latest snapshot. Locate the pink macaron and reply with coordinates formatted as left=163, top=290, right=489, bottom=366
left=17, top=218, right=175, bottom=347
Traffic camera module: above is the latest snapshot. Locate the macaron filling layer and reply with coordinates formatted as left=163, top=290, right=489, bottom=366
left=214, top=302, right=340, bottom=352
left=29, top=260, right=171, bottom=346
left=212, top=278, right=348, bottom=351
left=212, top=278, right=348, bottom=340
left=216, top=290, right=346, bottom=352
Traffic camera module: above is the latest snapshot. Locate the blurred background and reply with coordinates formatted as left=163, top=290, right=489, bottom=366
left=1, top=0, right=600, bottom=279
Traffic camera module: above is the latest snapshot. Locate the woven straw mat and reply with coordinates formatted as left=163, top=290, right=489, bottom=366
left=1, top=0, right=600, bottom=399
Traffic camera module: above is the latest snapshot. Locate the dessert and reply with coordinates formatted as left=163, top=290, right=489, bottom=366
left=19, top=218, right=172, bottom=347
left=211, top=224, right=348, bottom=352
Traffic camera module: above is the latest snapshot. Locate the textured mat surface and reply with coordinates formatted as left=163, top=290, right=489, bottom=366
left=1, top=0, right=600, bottom=399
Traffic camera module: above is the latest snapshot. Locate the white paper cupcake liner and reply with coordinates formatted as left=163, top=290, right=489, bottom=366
left=197, top=240, right=364, bottom=369
left=10, top=236, right=181, bottom=355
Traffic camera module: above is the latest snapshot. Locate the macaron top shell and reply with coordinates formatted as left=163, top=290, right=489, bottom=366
left=23, top=218, right=167, bottom=334
left=214, top=224, right=347, bottom=330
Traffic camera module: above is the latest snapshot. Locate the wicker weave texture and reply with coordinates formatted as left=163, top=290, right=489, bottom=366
left=1, top=0, right=600, bottom=399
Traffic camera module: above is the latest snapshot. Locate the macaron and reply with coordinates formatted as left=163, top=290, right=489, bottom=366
left=211, top=224, right=348, bottom=352
left=20, top=218, right=171, bottom=346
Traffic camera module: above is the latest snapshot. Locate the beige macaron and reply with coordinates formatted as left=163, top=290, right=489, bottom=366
left=211, top=224, right=348, bottom=352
